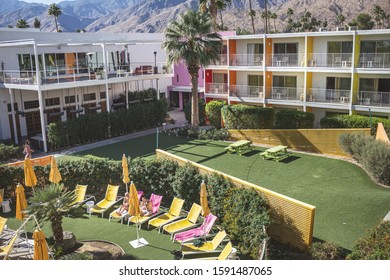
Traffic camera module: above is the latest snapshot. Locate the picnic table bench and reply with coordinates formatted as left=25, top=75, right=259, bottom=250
left=225, top=140, right=252, bottom=155
left=260, top=145, right=291, bottom=162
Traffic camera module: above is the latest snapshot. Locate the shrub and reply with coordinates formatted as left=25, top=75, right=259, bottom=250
left=338, top=133, right=372, bottom=161
left=206, top=173, right=235, bottom=221
left=61, top=252, right=94, bottom=260
left=347, top=221, right=390, bottom=260
left=221, top=105, right=274, bottom=129
left=275, top=110, right=314, bottom=129
left=0, top=143, right=22, bottom=163
left=205, top=100, right=226, bottom=128
left=184, top=99, right=206, bottom=126
left=172, top=126, right=229, bottom=141
left=310, top=241, right=343, bottom=260
left=320, top=114, right=390, bottom=135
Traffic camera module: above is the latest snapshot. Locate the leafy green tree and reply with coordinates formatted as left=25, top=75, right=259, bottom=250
left=16, top=19, right=29, bottom=28
left=26, top=183, right=77, bottom=251
left=248, top=0, right=256, bottom=34
left=349, top=13, right=374, bottom=30
left=48, top=3, right=62, bottom=32
left=199, top=0, right=218, bottom=31
left=33, top=18, right=41, bottom=29
left=163, top=10, right=222, bottom=127
left=336, top=14, right=346, bottom=28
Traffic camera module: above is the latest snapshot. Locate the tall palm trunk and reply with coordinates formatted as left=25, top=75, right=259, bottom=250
left=209, top=0, right=218, bottom=31
left=219, top=10, right=224, bottom=30
left=264, top=0, right=268, bottom=33
left=249, top=0, right=255, bottom=34
left=188, top=64, right=200, bottom=127
left=51, top=215, right=64, bottom=249
left=54, top=17, right=58, bottom=32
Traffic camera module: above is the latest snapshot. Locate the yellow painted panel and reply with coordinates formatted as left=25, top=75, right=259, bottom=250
left=228, top=128, right=371, bottom=157
left=306, top=37, right=314, bottom=67
left=354, top=35, right=361, bottom=67
left=352, top=73, right=359, bottom=103
left=156, top=149, right=316, bottom=251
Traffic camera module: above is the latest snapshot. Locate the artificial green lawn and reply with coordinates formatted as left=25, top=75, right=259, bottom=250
left=72, top=133, right=390, bottom=251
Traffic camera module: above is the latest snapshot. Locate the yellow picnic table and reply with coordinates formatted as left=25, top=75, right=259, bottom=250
left=224, top=140, right=252, bottom=155
left=260, top=145, right=291, bottom=162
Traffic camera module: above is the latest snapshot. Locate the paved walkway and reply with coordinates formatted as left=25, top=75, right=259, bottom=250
left=35, top=109, right=187, bottom=157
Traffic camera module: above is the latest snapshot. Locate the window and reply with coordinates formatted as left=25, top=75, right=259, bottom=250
left=274, top=43, right=298, bottom=54
left=7, top=103, right=18, bottom=112
left=361, top=40, right=390, bottom=53
left=273, top=76, right=297, bottom=88
left=65, top=95, right=76, bottom=104
left=45, top=97, right=60, bottom=107
left=18, top=54, right=32, bottom=71
left=359, top=78, right=375, bottom=91
left=100, top=92, right=106, bottom=100
left=83, top=93, right=96, bottom=102
left=247, top=75, right=263, bottom=87
left=24, top=100, right=39, bottom=110
left=327, top=41, right=353, bottom=54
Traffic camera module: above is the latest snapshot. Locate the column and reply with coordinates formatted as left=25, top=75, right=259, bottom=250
left=179, top=92, right=183, bottom=110
left=101, top=44, right=110, bottom=111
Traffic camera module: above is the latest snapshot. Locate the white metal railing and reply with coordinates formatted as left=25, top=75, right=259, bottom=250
left=358, top=53, right=390, bottom=68
left=268, top=53, right=304, bottom=67
left=307, top=53, right=353, bottom=68
left=209, top=54, right=228, bottom=66
left=270, top=87, right=303, bottom=100
left=358, top=91, right=390, bottom=107
left=205, top=83, right=228, bottom=95
left=1, top=70, right=36, bottom=85
left=229, top=54, right=264, bottom=67
left=307, top=88, right=351, bottom=103
left=230, top=85, right=264, bottom=98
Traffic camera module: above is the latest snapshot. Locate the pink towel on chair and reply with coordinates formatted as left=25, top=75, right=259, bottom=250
left=149, top=193, right=163, bottom=214
left=174, top=213, right=217, bottom=241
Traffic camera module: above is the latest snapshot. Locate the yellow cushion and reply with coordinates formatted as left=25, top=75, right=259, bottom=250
left=91, top=200, right=112, bottom=213
left=218, top=242, right=233, bottom=260
left=74, top=185, right=87, bottom=203
left=129, top=215, right=149, bottom=224
left=0, top=217, right=7, bottom=235
left=187, top=203, right=202, bottom=224
left=168, top=197, right=184, bottom=217
left=182, top=242, right=214, bottom=252
left=149, top=213, right=175, bottom=227
left=163, top=219, right=193, bottom=233
left=106, top=185, right=119, bottom=201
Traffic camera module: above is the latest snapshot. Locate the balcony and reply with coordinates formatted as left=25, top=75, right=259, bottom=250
left=270, top=87, right=303, bottom=101
left=358, top=91, right=390, bottom=107
left=209, top=54, right=228, bottom=66
left=307, top=53, right=353, bottom=68
left=358, top=53, right=390, bottom=68
left=307, top=88, right=351, bottom=103
left=230, top=85, right=264, bottom=98
left=267, top=54, right=303, bottom=67
left=229, top=54, right=264, bottom=67
left=205, top=83, right=228, bottom=95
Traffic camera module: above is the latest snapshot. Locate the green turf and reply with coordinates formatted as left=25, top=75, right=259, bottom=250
left=73, top=133, right=390, bottom=250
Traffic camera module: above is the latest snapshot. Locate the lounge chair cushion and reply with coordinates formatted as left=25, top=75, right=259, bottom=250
left=168, top=197, right=185, bottom=216
left=149, top=213, right=176, bottom=228
left=106, top=184, right=119, bottom=201
left=163, top=220, right=194, bottom=233
left=74, top=184, right=87, bottom=203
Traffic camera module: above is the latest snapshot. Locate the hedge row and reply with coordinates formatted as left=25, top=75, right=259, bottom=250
left=205, top=100, right=226, bottom=129
left=47, top=98, right=168, bottom=149
left=0, top=156, right=270, bottom=259
left=320, top=114, right=390, bottom=135
left=275, top=110, right=314, bottom=129
left=221, top=105, right=275, bottom=129
left=0, top=143, right=22, bottom=164
left=339, top=133, right=390, bottom=185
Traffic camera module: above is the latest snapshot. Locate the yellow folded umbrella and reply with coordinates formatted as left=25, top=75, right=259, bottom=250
left=49, top=156, right=62, bottom=184
left=15, top=184, right=28, bottom=221
left=128, top=182, right=140, bottom=217
left=0, top=193, right=3, bottom=204
left=122, top=154, right=130, bottom=192
left=33, top=229, right=49, bottom=260
left=24, top=157, right=37, bottom=188
left=200, top=181, right=210, bottom=217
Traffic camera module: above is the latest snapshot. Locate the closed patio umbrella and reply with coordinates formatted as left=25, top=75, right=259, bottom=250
left=200, top=180, right=210, bottom=217
left=122, top=154, right=130, bottom=193
left=24, top=157, right=37, bottom=189
left=15, top=184, right=28, bottom=221
left=128, top=181, right=148, bottom=248
left=33, top=229, right=49, bottom=260
left=49, top=156, right=62, bottom=184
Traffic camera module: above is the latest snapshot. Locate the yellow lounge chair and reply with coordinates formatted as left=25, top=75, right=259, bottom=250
left=73, top=184, right=95, bottom=205
left=0, top=217, right=7, bottom=237
left=180, top=230, right=227, bottom=259
left=127, top=193, right=163, bottom=229
left=109, top=191, right=144, bottom=223
left=0, top=230, right=20, bottom=260
left=193, top=242, right=239, bottom=260
left=163, top=203, right=202, bottom=239
left=148, top=197, right=184, bottom=233
left=90, top=184, right=121, bottom=218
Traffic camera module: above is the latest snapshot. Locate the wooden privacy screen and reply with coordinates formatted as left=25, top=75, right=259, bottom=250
left=228, top=128, right=371, bottom=157
left=156, top=149, right=316, bottom=251
left=376, top=123, right=390, bottom=144
left=7, top=155, right=52, bottom=167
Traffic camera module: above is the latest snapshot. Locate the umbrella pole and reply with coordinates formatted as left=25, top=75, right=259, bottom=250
left=136, top=216, right=140, bottom=243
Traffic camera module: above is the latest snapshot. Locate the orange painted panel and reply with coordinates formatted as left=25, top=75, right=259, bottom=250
left=265, top=38, right=273, bottom=66
left=66, top=53, right=75, bottom=74
left=229, top=70, right=236, bottom=86
left=265, top=71, right=272, bottom=97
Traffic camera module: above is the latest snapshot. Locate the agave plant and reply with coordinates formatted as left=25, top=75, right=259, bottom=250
left=26, top=183, right=76, bottom=250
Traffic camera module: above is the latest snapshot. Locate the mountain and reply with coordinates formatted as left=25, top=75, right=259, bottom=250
left=0, top=0, right=389, bottom=33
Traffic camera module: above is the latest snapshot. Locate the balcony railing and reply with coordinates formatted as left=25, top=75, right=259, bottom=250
left=1, top=62, right=170, bottom=86
left=358, top=53, right=390, bottom=68
left=307, top=53, right=353, bottom=68
left=267, top=53, right=304, bottom=67
left=230, top=85, right=264, bottom=98
left=307, top=88, right=351, bottom=103
left=205, top=83, right=228, bottom=95
left=209, top=54, right=228, bottom=66
left=358, top=91, right=390, bottom=107
left=270, top=87, right=303, bottom=100
left=229, top=54, right=264, bottom=67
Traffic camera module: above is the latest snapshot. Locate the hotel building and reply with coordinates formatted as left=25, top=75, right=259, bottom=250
left=204, top=29, right=390, bottom=127
left=0, top=29, right=173, bottom=151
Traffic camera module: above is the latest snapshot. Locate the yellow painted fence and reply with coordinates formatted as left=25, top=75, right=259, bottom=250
left=156, top=149, right=316, bottom=251
left=228, top=128, right=371, bottom=157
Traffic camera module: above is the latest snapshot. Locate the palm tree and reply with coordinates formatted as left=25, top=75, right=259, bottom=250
left=264, top=0, right=268, bottom=33
left=270, top=12, right=278, bottom=33
left=163, top=10, right=222, bottom=127
left=48, top=3, right=62, bottom=32
left=16, top=19, right=29, bottom=28
left=33, top=18, right=41, bottom=30
left=336, top=14, right=346, bottom=28
left=199, top=0, right=218, bottom=31
left=26, top=183, right=76, bottom=250
left=248, top=0, right=256, bottom=34
left=216, top=0, right=231, bottom=30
